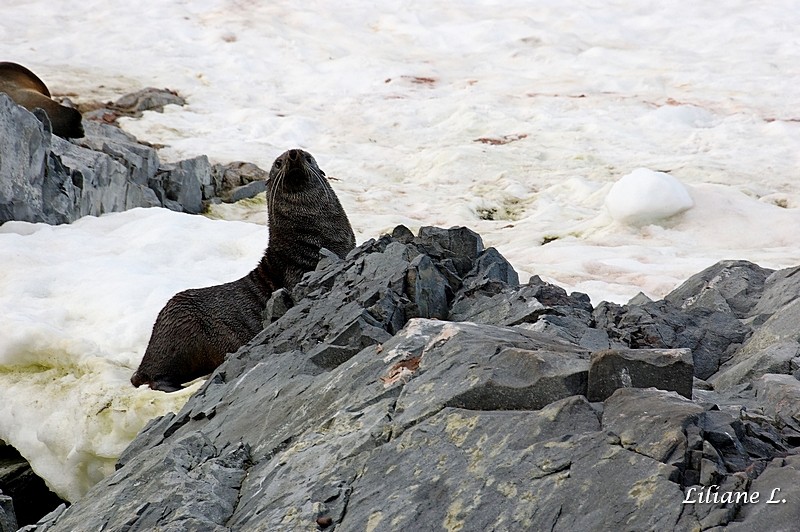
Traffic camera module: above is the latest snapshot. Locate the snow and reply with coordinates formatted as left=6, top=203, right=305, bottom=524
left=1, top=0, right=800, bottom=502
left=605, top=168, right=694, bottom=225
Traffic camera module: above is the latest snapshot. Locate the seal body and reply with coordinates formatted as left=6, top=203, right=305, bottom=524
left=131, top=149, right=355, bottom=392
left=0, top=62, right=84, bottom=138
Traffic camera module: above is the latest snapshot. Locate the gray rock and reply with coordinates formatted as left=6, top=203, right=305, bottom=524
left=342, top=407, right=684, bottom=532
left=75, top=121, right=160, bottom=186
left=21, top=239, right=800, bottom=532
left=602, top=388, right=704, bottom=470
left=593, top=299, right=749, bottom=380
left=711, top=298, right=800, bottom=390
left=157, top=155, right=210, bottom=215
left=41, top=433, right=250, bottom=532
left=17, top=505, right=65, bottom=532
left=451, top=274, right=597, bottom=350
left=752, top=374, right=800, bottom=440
left=406, top=253, right=449, bottom=319
left=417, top=225, right=484, bottom=263
left=726, top=454, right=800, bottom=531
left=0, top=445, right=65, bottom=527
left=112, top=87, right=186, bottom=115
left=386, top=319, right=591, bottom=428
left=665, top=260, right=773, bottom=318
left=0, top=491, right=16, bottom=532
left=587, top=347, right=694, bottom=401
left=0, top=93, right=50, bottom=223
left=1, top=92, right=256, bottom=225
left=750, top=265, right=800, bottom=323
left=261, top=288, right=293, bottom=325
left=226, top=180, right=267, bottom=202
left=211, top=161, right=269, bottom=202
left=459, top=246, right=520, bottom=291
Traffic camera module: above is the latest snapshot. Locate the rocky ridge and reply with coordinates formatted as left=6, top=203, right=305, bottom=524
left=18, top=227, right=800, bottom=531
left=0, top=90, right=266, bottom=225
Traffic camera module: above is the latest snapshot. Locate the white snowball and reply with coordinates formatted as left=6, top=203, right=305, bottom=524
left=605, top=168, right=694, bottom=226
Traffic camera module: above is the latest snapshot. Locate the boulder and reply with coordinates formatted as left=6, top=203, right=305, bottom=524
left=711, top=299, right=800, bottom=390
left=0, top=93, right=50, bottom=223
left=587, top=347, right=694, bottom=401
left=0, top=491, right=16, bottom=532
left=593, top=299, right=749, bottom=380
left=665, top=260, right=773, bottom=318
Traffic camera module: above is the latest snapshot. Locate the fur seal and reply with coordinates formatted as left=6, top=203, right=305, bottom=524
left=131, top=149, right=355, bottom=392
left=0, top=62, right=84, bottom=138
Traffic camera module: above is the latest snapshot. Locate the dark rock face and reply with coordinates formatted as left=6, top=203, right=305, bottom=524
left=0, top=446, right=64, bottom=528
left=587, top=347, right=694, bottom=401
left=0, top=92, right=267, bottom=225
left=22, top=227, right=800, bottom=531
left=0, top=491, right=16, bottom=532
left=593, top=299, right=749, bottom=380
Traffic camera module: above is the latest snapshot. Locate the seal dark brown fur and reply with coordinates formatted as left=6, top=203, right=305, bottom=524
left=131, top=149, right=355, bottom=392
left=0, top=62, right=84, bottom=138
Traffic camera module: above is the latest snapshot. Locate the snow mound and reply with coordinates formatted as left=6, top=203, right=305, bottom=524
left=605, top=168, right=694, bottom=226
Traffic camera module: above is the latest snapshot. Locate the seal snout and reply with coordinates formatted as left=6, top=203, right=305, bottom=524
left=285, top=148, right=306, bottom=171
left=284, top=148, right=311, bottom=180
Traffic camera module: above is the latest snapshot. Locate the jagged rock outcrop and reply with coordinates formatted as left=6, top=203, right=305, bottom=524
left=21, top=230, right=800, bottom=531
left=0, top=92, right=267, bottom=225
left=0, top=446, right=63, bottom=529
left=0, top=490, right=16, bottom=532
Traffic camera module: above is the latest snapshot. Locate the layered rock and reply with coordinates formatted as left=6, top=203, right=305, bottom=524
left=19, top=230, right=800, bottom=531
left=0, top=92, right=267, bottom=225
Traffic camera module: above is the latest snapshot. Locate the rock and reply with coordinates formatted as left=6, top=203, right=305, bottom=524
left=726, top=454, right=800, bottom=531
left=111, top=87, right=185, bottom=115
left=211, top=161, right=269, bottom=203
left=226, top=180, right=268, bottom=202
left=387, top=319, right=591, bottom=427
left=587, top=347, right=694, bottom=401
left=156, top=155, right=211, bottom=215
left=665, top=260, right=773, bottom=319
left=81, top=87, right=186, bottom=124
left=711, top=299, right=800, bottom=390
left=34, top=433, right=250, bottom=532
left=752, top=374, right=800, bottom=442
left=19, top=235, right=800, bottom=531
left=450, top=274, right=598, bottom=350
left=1, top=91, right=266, bottom=225
left=749, top=265, right=800, bottom=323
left=593, top=299, right=749, bottom=380
left=0, top=491, right=16, bottom=532
left=602, top=388, right=704, bottom=471
left=416, top=225, right=484, bottom=263
left=0, top=93, right=50, bottom=223
left=261, top=288, right=293, bottom=325
left=342, top=409, right=683, bottom=531
left=0, top=445, right=64, bottom=527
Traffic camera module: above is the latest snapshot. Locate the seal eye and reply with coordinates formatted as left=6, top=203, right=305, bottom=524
left=273, top=160, right=282, bottom=170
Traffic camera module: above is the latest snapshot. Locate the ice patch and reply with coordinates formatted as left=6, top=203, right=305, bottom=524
left=604, top=168, right=694, bottom=226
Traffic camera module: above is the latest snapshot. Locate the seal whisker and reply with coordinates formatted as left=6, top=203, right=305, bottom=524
left=311, top=167, right=333, bottom=203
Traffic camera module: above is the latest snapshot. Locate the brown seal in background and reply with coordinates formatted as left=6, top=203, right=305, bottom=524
left=131, top=149, right=356, bottom=392
left=0, top=61, right=84, bottom=138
